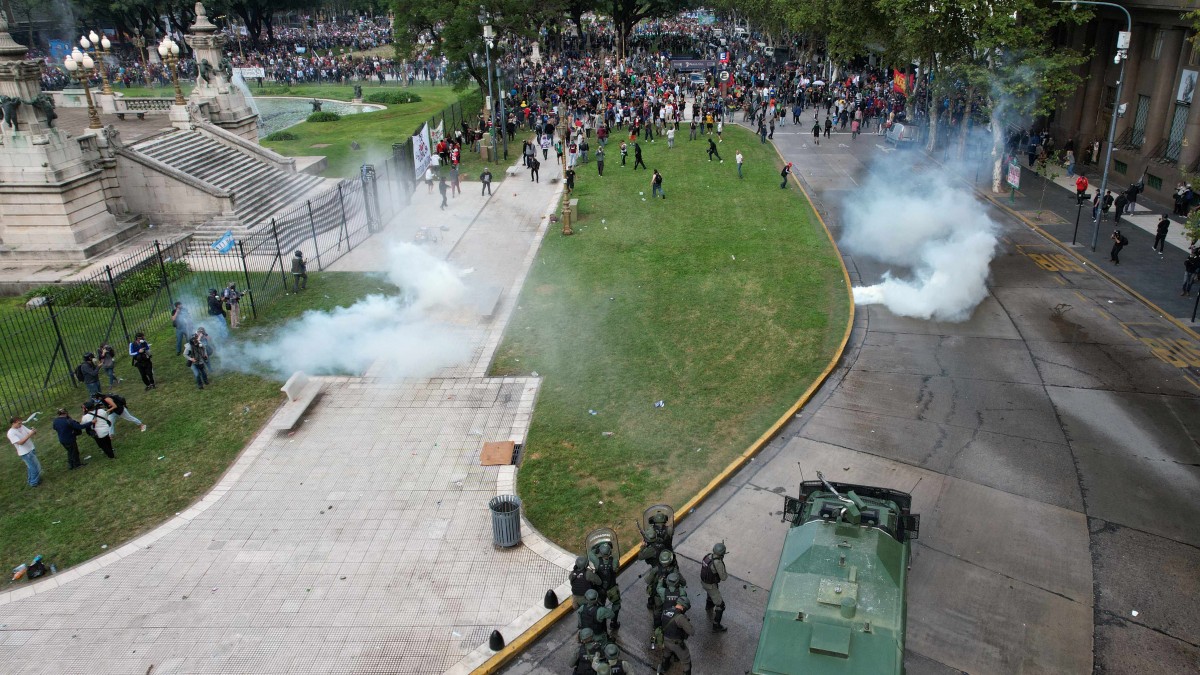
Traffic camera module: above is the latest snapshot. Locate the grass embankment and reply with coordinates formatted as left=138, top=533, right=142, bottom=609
left=112, top=83, right=483, bottom=179
left=0, top=273, right=398, bottom=574
left=491, top=126, right=851, bottom=549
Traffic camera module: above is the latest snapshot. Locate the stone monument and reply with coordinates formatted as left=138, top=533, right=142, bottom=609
left=0, top=15, right=136, bottom=261
left=184, top=2, right=258, bottom=140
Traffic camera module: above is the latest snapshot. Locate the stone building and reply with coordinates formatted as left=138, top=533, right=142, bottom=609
left=1052, top=1, right=1200, bottom=205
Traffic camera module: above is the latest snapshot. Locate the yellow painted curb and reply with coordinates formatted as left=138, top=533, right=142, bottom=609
left=981, top=192, right=1200, bottom=342
left=470, top=129, right=857, bottom=675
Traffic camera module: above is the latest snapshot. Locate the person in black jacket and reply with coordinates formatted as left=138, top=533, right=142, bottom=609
left=51, top=408, right=86, bottom=470
left=1154, top=214, right=1170, bottom=253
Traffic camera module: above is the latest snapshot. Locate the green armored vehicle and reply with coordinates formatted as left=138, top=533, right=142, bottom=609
left=752, top=472, right=920, bottom=675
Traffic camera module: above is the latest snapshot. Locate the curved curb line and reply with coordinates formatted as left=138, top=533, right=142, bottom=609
left=979, top=190, right=1200, bottom=342
left=0, top=387, right=302, bottom=607
left=469, top=126, right=857, bottom=674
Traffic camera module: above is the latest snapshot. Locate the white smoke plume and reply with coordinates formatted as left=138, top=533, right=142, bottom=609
left=841, top=155, right=1000, bottom=322
left=225, top=243, right=474, bottom=378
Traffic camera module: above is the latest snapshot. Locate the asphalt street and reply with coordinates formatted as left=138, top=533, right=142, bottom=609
left=500, top=125, right=1200, bottom=675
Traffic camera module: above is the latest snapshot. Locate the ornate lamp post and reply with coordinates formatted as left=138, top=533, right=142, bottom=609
left=476, top=7, right=498, bottom=159
left=80, top=31, right=113, bottom=95
left=63, top=48, right=102, bottom=129
left=158, top=36, right=185, bottom=106
left=130, top=33, right=149, bottom=86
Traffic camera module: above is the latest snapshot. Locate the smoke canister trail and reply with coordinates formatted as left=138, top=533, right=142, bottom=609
left=841, top=155, right=1000, bottom=323
left=224, top=243, right=474, bottom=378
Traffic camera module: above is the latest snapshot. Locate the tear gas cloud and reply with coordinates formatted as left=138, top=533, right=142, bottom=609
left=841, top=155, right=1000, bottom=322
left=223, top=243, right=474, bottom=379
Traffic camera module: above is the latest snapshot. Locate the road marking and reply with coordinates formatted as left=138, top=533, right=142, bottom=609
left=874, top=144, right=895, bottom=154
left=1184, top=374, right=1200, bottom=393
left=1121, top=322, right=1200, bottom=381
left=1017, top=245, right=1085, bottom=273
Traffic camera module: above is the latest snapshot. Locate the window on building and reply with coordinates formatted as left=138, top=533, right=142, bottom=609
left=1115, top=160, right=1128, bottom=174
left=1153, top=29, right=1166, bottom=60
left=1132, top=95, right=1151, bottom=147
left=1147, top=174, right=1162, bottom=190
left=1191, top=44, right=1200, bottom=67
left=1166, top=104, right=1189, bottom=162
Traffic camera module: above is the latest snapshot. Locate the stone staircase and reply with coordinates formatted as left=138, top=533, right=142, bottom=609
left=128, top=129, right=328, bottom=241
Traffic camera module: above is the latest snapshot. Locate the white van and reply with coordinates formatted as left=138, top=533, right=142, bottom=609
left=885, top=122, right=919, bottom=145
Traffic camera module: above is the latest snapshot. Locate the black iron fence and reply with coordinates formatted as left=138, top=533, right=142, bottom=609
left=0, top=91, right=482, bottom=417
left=0, top=175, right=388, bottom=418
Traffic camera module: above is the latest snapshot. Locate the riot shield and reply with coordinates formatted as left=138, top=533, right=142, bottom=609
left=640, top=503, right=675, bottom=544
left=585, top=527, right=620, bottom=569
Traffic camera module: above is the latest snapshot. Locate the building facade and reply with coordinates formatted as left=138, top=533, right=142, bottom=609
left=1051, top=1, right=1200, bottom=205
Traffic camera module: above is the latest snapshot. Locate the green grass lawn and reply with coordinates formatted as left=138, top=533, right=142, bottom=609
left=0, top=272, right=397, bottom=573
left=259, top=85, right=483, bottom=178
left=491, top=126, right=851, bottom=549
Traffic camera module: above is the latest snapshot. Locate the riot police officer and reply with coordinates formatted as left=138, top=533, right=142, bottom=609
left=570, top=555, right=602, bottom=608
left=594, top=541, right=622, bottom=629
left=593, top=643, right=633, bottom=674
left=660, top=598, right=695, bottom=674
left=578, top=589, right=607, bottom=645
left=647, top=549, right=685, bottom=597
left=572, top=627, right=601, bottom=675
left=651, top=571, right=687, bottom=649
left=639, top=513, right=674, bottom=565
left=701, top=542, right=730, bottom=632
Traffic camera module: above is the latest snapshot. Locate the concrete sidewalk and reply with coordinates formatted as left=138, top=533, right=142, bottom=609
left=0, top=156, right=578, bottom=674
left=993, top=162, right=1200, bottom=326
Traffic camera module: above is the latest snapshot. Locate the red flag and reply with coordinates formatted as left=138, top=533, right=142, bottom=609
left=892, top=69, right=908, bottom=95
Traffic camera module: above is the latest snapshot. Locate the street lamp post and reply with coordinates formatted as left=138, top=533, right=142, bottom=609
left=482, top=22, right=497, bottom=158
left=1055, top=0, right=1131, bottom=252
left=497, top=64, right=508, bottom=159
left=63, top=49, right=102, bottom=129
left=158, top=36, right=185, bottom=106
left=81, top=31, right=113, bottom=95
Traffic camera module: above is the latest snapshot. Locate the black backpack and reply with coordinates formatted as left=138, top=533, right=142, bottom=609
left=700, top=553, right=719, bottom=584
left=73, top=364, right=84, bottom=381
left=106, top=393, right=127, bottom=411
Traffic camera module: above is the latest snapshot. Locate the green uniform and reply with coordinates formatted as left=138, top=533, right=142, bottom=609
left=702, top=556, right=728, bottom=608
left=660, top=605, right=695, bottom=673
left=594, top=551, right=621, bottom=624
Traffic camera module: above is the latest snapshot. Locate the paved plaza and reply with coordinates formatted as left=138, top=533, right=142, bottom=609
left=0, top=154, right=578, bottom=674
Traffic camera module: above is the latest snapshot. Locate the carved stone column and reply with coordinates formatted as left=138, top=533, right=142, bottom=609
left=184, top=2, right=259, bottom=140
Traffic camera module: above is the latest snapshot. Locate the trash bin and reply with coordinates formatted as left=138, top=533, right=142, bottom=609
left=489, top=494, right=522, bottom=547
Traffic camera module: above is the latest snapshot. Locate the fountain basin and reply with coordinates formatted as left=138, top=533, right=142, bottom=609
left=255, top=97, right=384, bottom=138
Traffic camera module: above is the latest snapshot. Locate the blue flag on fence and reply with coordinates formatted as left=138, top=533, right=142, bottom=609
left=211, top=230, right=235, bottom=254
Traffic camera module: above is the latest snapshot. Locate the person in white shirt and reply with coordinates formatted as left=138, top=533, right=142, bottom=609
left=80, top=403, right=116, bottom=459
left=8, top=416, right=40, bottom=487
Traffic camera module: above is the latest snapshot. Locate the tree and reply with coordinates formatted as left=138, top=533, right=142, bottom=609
left=392, top=0, right=530, bottom=92
left=607, top=0, right=694, bottom=59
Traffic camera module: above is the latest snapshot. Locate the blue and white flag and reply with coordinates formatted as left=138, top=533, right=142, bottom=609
left=211, top=230, right=235, bottom=254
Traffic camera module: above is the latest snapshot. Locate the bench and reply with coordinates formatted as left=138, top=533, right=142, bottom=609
left=115, top=112, right=147, bottom=121
left=269, top=371, right=325, bottom=431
